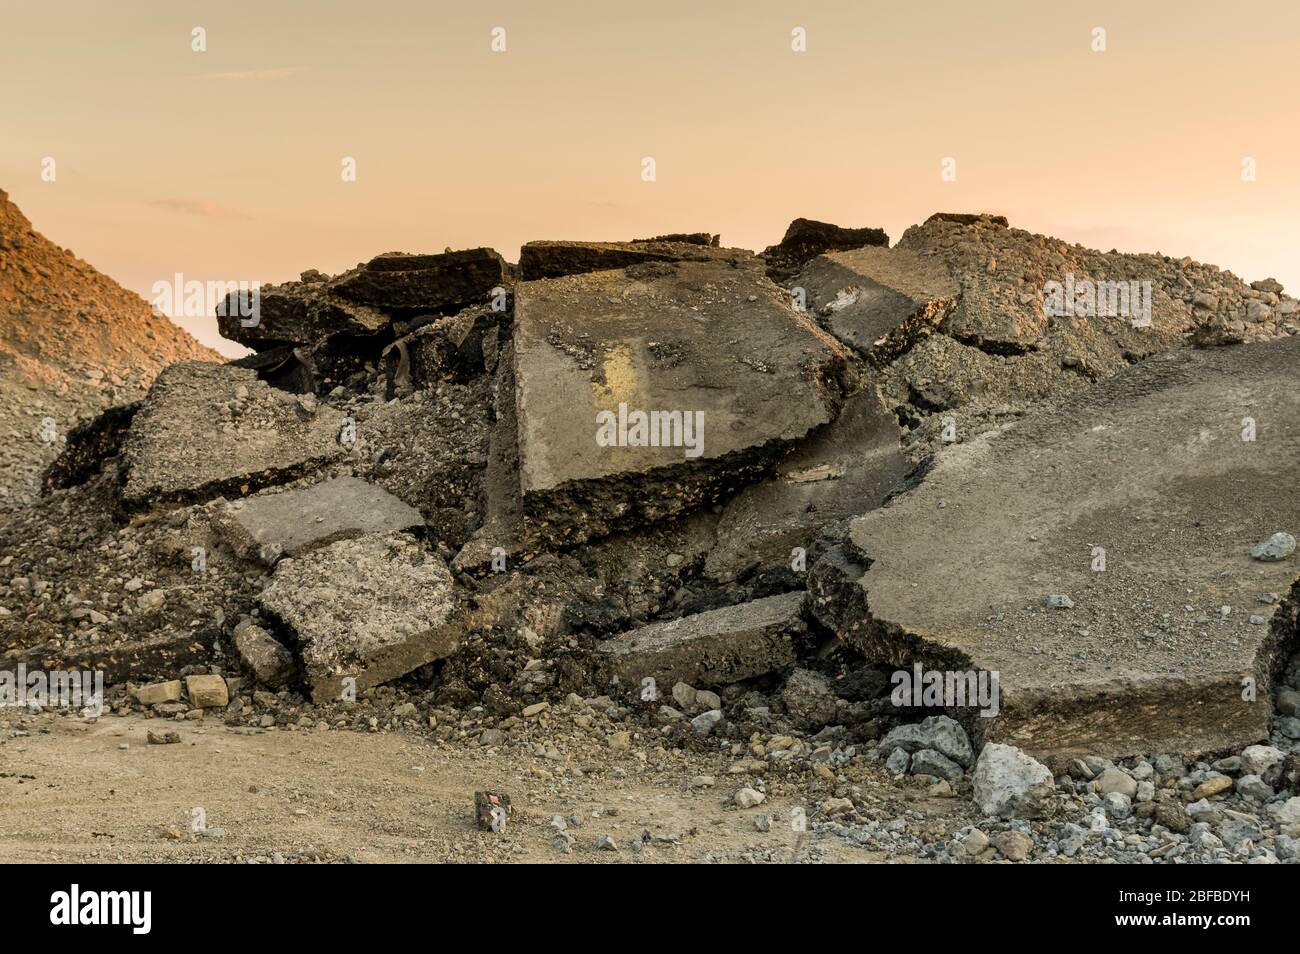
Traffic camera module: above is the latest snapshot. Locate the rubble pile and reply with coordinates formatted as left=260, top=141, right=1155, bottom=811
left=3, top=208, right=1300, bottom=862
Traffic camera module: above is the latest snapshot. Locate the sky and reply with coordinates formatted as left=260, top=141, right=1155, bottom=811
left=3, top=0, right=1298, bottom=356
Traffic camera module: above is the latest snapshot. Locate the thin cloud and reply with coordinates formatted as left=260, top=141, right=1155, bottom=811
left=148, top=199, right=248, bottom=222
left=194, top=67, right=305, bottom=81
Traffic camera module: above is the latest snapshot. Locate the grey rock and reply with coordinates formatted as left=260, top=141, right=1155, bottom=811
left=971, top=743, right=1056, bottom=819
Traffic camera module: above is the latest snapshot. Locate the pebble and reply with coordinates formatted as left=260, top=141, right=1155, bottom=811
left=734, top=787, right=765, bottom=809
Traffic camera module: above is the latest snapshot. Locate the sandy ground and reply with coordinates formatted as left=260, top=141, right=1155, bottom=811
left=0, top=710, right=903, bottom=864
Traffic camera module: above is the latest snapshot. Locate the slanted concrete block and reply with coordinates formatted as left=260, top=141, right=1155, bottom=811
left=794, top=246, right=958, bottom=362
left=259, top=532, right=461, bottom=703
left=594, top=591, right=806, bottom=689
left=813, top=336, right=1300, bottom=759
left=332, top=249, right=506, bottom=311
left=760, top=218, right=889, bottom=283
left=705, top=387, right=909, bottom=582
left=518, top=239, right=752, bottom=281
left=215, top=476, right=424, bottom=565
left=119, top=362, right=346, bottom=508
left=513, top=260, right=852, bottom=545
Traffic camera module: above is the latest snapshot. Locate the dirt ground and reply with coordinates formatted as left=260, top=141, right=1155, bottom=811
left=0, top=710, right=911, bottom=864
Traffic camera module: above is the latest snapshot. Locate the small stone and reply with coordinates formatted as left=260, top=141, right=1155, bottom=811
left=885, top=747, right=910, bottom=775
left=1235, top=774, right=1273, bottom=802
left=958, top=828, right=989, bottom=858
left=671, top=682, right=697, bottom=709
left=734, top=787, right=765, bottom=809
left=971, top=743, right=1055, bottom=819
left=1190, top=775, right=1232, bottom=800
left=754, top=814, right=772, bottom=832
left=911, top=748, right=963, bottom=784
left=1095, top=766, right=1137, bottom=798
left=1102, top=792, right=1133, bottom=820
left=821, top=797, right=854, bottom=816
left=130, top=680, right=182, bottom=706
left=522, top=701, right=549, bottom=718
left=1044, top=594, right=1073, bottom=609
left=146, top=730, right=180, bottom=745
left=1250, top=532, right=1296, bottom=562
left=993, top=830, right=1033, bottom=861
left=694, top=689, right=721, bottom=711
left=184, top=674, right=229, bottom=709
left=136, top=590, right=166, bottom=612
left=690, top=709, right=723, bottom=736
left=595, top=834, right=618, bottom=852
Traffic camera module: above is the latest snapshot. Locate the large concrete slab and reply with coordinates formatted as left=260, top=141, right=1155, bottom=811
left=215, top=477, right=424, bottom=565
left=794, top=246, right=958, bottom=363
left=259, top=532, right=461, bottom=702
left=513, top=259, right=852, bottom=545
left=811, top=336, right=1300, bottom=758
left=119, top=362, right=346, bottom=508
left=704, top=387, right=910, bottom=582
left=518, top=239, right=752, bottom=281
left=594, top=591, right=805, bottom=690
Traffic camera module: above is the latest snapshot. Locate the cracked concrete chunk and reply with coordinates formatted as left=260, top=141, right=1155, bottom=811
left=119, top=362, right=346, bottom=508
left=795, top=246, right=957, bottom=362
left=513, top=260, right=852, bottom=545
left=594, top=591, right=805, bottom=689
left=333, top=249, right=506, bottom=311
left=816, top=336, right=1300, bottom=758
left=260, top=532, right=460, bottom=703
left=215, top=477, right=424, bottom=566
left=704, top=387, right=908, bottom=582
left=519, top=239, right=752, bottom=281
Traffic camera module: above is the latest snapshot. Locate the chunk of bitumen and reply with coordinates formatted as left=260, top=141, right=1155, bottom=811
left=792, top=245, right=958, bottom=362
left=259, top=532, right=460, bottom=703
left=217, top=275, right=389, bottom=350
left=513, top=260, right=852, bottom=546
left=119, top=362, right=346, bottom=509
left=704, top=387, right=908, bottom=582
left=815, top=336, right=1300, bottom=758
left=518, top=239, right=752, bottom=281
left=594, top=591, right=805, bottom=689
left=332, top=248, right=506, bottom=311
left=215, top=476, right=424, bottom=566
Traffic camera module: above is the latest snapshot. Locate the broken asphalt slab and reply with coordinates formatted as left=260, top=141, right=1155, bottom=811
left=512, top=259, right=853, bottom=545
left=218, top=272, right=390, bottom=350
left=332, top=248, right=507, bottom=311
left=811, top=335, right=1300, bottom=758
left=518, top=239, right=753, bottom=281
left=214, top=476, right=424, bottom=566
left=119, top=362, right=347, bottom=509
left=760, top=218, right=889, bottom=284
left=704, top=387, right=910, bottom=583
left=594, top=590, right=805, bottom=690
left=259, top=532, right=461, bottom=703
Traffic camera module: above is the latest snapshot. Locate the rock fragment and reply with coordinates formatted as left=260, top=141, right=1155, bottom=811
left=971, top=743, right=1056, bottom=819
left=518, top=239, right=751, bottom=281
left=760, top=218, right=889, bottom=283
left=233, top=620, right=295, bottom=688
left=332, top=248, right=507, bottom=312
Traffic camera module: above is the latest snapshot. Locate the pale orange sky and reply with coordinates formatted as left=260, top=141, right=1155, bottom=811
left=3, top=0, right=1297, bottom=356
